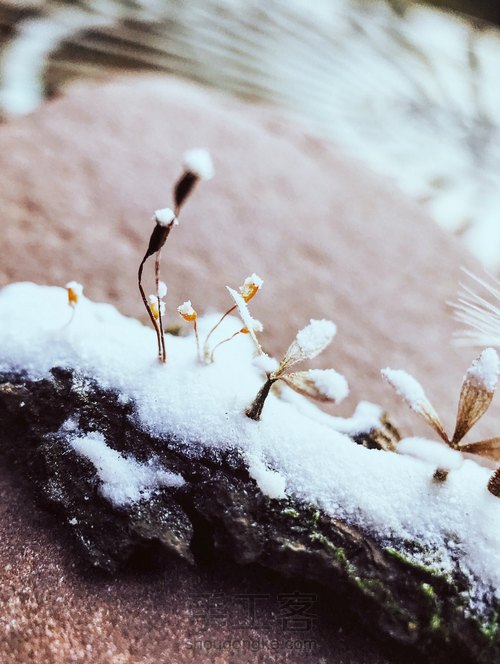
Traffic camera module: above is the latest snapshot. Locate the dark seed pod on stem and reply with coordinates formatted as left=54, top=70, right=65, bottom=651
left=489, top=467, right=500, bottom=497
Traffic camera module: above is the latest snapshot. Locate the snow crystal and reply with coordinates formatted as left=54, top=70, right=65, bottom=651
left=307, top=369, right=349, bottom=403
left=465, top=348, right=499, bottom=392
left=252, top=354, right=279, bottom=375
left=290, top=319, right=336, bottom=362
left=182, top=148, right=214, bottom=180
left=154, top=208, right=177, bottom=226
left=0, top=282, right=499, bottom=611
left=69, top=430, right=184, bottom=507
left=398, top=437, right=463, bottom=472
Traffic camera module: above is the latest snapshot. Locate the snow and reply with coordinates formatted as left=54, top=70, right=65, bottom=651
left=0, top=282, right=499, bottom=612
left=154, top=208, right=177, bottom=226
left=148, top=294, right=165, bottom=318
left=246, top=454, right=286, bottom=500
left=182, top=148, right=214, bottom=180
left=252, top=354, right=279, bottom=375
left=306, top=369, right=349, bottom=403
left=465, top=348, right=499, bottom=392
left=398, top=437, right=463, bottom=472
left=69, top=430, right=184, bottom=507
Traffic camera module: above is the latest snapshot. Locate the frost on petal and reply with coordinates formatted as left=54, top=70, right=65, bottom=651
left=282, top=319, right=337, bottom=368
left=282, top=369, right=348, bottom=404
left=177, top=300, right=197, bottom=322
left=149, top=294, right=165, bottom=319
left=183, top=148, right=214, bottom=180
left=397, top=437, right=463, bottom=472
left=452, top=349, right=500, bottom=445
left=157, top=281, right=168, bottom=298
left=226, top=286, right=263, bottom=352
left=381, top=368, right=448, bottom=443
left=239, top=273, right=264, bottom=302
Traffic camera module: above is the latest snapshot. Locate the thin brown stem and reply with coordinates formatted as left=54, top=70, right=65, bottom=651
left=138, top=258, right=162, bottom=360
left=193, top=319, right=201, bottom=362
left=209, top=329, right=241, bottom=363
left=155, top=250, right=167, bottom=363
left=203, top=305, right=237, bottom=359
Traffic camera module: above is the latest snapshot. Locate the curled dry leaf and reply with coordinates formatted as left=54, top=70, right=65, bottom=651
left=281, top=369, right=348, bottom=404
left=488, top=467, right=500, bottom=497
left=281, top=319, right=336, bottom=370
left=459, top=437, right=500, bottom=462
left=451, top=348, right=499, bottom=445
left=381, top=368, right=449, bottom=444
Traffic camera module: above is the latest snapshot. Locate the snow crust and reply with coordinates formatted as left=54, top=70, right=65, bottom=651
left=398, top=437, right=463, bottom=472
left=294, top=319, right=336, bottom=360
left=70, top=431, right=184, bottom=506
left=381, top=368, right=430, bottom=412
left=1, top=283, right=499, bottom=611
left=154, top=208, right=177, bottom=226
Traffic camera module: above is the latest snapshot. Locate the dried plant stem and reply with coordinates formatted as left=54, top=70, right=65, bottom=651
left=245, top=377, right=277, bottom=421
left=138, top=258, right=163, bottom=361
left=155, top=250, right=167, bottom=363
left=193, top=319, right=201, bottom=361
left=203, top=305, right=237, bottom=359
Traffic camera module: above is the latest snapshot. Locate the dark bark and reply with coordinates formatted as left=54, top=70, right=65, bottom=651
left=0, top=368, right=498, bottom=664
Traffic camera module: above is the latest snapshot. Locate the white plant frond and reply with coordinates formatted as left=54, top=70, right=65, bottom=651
left=453, top=271, right=500, bottom=347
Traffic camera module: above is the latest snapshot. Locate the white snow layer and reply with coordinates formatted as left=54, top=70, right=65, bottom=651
left=0, top=283, right=499, bottom=611
left=70, top=431, right=184, bottom=506
left=465, top=347, right=500, bottom=392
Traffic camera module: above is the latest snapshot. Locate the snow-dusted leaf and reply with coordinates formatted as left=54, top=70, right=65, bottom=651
left=226, top=286, right=263, bottom=353
left=451, top=349, right=499, bottom=444
left=281, top=319, right=336, bottom=369
left=381, top=368, right=448, bottom=443
left=459, top=438, right=500, bottom=462
left=281, top=369, right=348, bottom=404
left=488, top=467, right=500, bottom=498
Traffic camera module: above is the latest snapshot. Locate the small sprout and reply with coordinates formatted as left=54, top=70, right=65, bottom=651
left=177, top=300, right=200, bottom=360
left=239, top=273, right=263, bottom=302
left=65, top=281, right=83, bottom=308
left=246, top=318, right=346, bottom=421
left=138, top=151, right=212, bottom=363
left=382, top=349, right=500, bottom=495
left=203, top=273, right=264, bottom=361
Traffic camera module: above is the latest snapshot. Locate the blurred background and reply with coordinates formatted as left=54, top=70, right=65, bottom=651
left=0, top=0, right=499, bottom=267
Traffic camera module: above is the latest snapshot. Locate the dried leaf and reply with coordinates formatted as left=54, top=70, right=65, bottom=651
left=451, top=349, right=499, bottom=445
left=281, top=319, right=336, bottom=370
left=381, top=368, right=449, bottom=443
left=488, top=467, right=500, bottom=498
left=281, top=369, right=348, bottom=404
left=459, top=438, right=500, bottom=461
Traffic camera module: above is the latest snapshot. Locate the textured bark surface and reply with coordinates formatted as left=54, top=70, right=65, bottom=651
left=0, top=368, right=497, bottom=664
